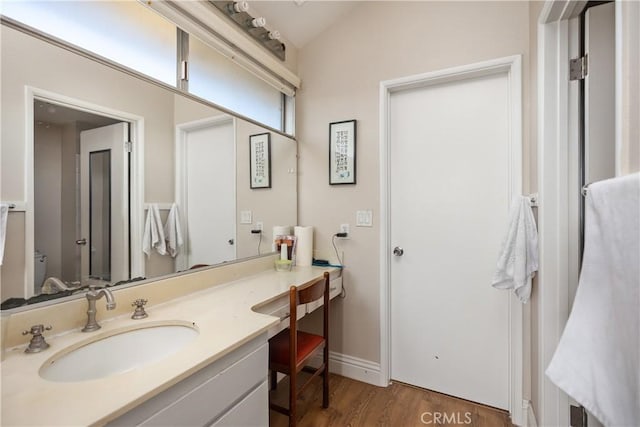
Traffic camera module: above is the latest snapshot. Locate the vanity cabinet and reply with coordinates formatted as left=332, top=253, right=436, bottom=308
left=109, top=334, right=268, bottom=427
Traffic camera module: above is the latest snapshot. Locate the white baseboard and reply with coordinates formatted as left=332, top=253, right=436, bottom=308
left=310, top=351, right=384, bottom=387
left=523, top=400, right=537, bottom=427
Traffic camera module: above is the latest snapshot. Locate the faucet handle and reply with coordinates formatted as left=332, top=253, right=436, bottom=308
left=22, top=324, right=52, bottom=336
left=22, top=324, right=52, bottom=353
left=131, top=299, right=149, bottom=319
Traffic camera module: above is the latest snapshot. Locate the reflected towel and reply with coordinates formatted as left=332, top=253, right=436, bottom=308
left=0, top=203, right=8, bottom=265
left=142, top=204, right=166, bottom=256
left=491, top=195, right=538, bottom=303
left=163, top=203, right=183, bottom=258
left=546, top=173, right=640, bottom=426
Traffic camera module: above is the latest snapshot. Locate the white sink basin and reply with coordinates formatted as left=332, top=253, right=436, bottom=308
left=40, top=322, right=199, bottom=382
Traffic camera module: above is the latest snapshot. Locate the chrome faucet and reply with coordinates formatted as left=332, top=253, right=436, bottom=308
left=82, top=286, right=116, bottom=332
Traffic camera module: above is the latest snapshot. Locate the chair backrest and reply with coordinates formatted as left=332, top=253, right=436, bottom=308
left=288, top=271, right=330, bottom=355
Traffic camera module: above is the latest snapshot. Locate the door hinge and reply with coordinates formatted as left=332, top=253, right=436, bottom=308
left=125, top=141, right=132, bottom=153
left=570, top=54, right=588, bottom=81
left=570, top=404, right=587, bottom=427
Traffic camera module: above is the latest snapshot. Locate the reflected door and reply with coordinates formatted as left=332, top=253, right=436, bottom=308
left=183, top=118, right=236, bottom=268
left=80, top=123, right=129, bottom=284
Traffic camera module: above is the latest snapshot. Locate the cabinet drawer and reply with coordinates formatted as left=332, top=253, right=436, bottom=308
left=109, top=336, right=267, bottom=426
left=211, top=381, right=268, bottom=426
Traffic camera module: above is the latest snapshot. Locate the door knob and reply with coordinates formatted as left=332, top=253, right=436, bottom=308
left=393, top=246, right=404, bottom=256
left=75, top=238, right=87, bottom=245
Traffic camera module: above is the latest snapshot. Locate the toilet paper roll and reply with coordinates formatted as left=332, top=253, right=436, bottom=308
left=294, top=226, right=313, bottom=266
left=272, top=226, right=293, bottom=251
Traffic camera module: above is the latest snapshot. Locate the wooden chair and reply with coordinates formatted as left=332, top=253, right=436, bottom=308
left=268, top=271, right=330, bottom=426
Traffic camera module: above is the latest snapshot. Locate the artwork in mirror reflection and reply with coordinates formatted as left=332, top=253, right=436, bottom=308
left=0, top=24, right=297, bottom=309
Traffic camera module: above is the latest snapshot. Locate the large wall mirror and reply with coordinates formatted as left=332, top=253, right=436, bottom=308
left=0, top=22, right=297, bottom=309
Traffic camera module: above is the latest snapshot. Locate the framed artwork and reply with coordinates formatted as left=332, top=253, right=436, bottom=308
left=250, top=132, right=271, bottom=189
left=329, top=119, right=356, bottom=185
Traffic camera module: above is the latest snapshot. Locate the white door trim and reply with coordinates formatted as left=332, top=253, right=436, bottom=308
left=536, top=2, right=586, bottom=426
left=24, top=86, right=145, bottom=296
left=379, top=55, right=524, bottom=424
left=174, top=114, right=236, bottom=272
left=538, top=2, right=634, bottom=424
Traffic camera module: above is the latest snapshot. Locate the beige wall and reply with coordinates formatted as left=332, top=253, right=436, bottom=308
left=297, top=0, right=536, bottom=372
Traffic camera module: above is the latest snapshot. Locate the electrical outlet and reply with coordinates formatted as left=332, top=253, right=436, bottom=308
left=255, top=221, right=263, bottom=232
left=339, top=223, right=350, bottom=239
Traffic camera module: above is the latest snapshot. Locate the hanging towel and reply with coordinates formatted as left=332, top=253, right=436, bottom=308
left=163, top=203, right=183, bottom=258
left=142, top=204, right=166, bottom=257
left=546, top=173, right=640, bottom=426
left=0, top=203, right=9, bottom=266
left=491, top=195, right=539, bottom=303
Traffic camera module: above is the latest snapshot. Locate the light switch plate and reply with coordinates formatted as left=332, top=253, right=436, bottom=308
left=240, top=210, right=252, bottom=224
left=356, top=210, right=373, bottom=227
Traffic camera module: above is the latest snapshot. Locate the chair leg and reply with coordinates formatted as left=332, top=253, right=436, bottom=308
left=322, top=349, right=329, bottom=408
left=289, top=371, right=297, bottom=427
left=270, top=370, right=277, bottom=391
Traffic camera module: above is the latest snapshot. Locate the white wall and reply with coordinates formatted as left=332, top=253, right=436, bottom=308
left=296, top=0, right=535, bottom=382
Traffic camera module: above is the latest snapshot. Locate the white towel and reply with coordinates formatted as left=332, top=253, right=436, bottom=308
left=142, top=204, right=166, bottom=257
left=163, top=203, right=183, bottom=258
left=546, top=173, right=640, bottom=426
left=491, top=195, right=539, bottom=303
left=0, top=203, right=8, bottom=266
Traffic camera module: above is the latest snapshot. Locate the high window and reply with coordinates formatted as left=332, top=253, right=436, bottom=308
left=2, top=1, right=292, bottom=132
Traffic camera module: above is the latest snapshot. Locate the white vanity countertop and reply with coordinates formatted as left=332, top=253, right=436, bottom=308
left=0, top=265, right=339, bottom=426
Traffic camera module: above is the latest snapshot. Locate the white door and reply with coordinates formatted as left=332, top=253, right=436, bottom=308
left=390, top=72, right=513, bottom=409
left=183, top=119, right=236, bottom=267
left=80, top=122, right=129, bottom=285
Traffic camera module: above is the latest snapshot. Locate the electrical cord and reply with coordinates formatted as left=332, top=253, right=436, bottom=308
left=332, top=235, right=344, bottom=266
left=251, top=229, right=262, bottom=255
left=332, top=234, right=347, bottom=298
left=257, top=231, right=262, bottom=255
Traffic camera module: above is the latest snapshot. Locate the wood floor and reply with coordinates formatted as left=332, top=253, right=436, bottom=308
left=269, top=373, right=512, bottom=427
